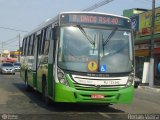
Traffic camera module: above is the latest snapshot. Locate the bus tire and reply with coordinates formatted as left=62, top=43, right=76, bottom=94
left=134, top=83, right=139, bottom=88
left=42, top=76, right=51, bottom=105
left=25, top=70, right=32, bottom=91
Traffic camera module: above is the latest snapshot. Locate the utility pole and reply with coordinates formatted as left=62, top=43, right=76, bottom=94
left=149, top=0, right=155, bottom=87
left=18, top=34, right=21, bottom=62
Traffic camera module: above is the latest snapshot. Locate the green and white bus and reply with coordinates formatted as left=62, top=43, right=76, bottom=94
left=20, top=12, right=134, bottom=104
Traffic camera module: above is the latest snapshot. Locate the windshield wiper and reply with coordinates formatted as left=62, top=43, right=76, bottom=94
left=102, top=27, right=118, bottom=47
left=77, top=25, right=95, bottom=45
left=77, top=25, right=96, bottom=54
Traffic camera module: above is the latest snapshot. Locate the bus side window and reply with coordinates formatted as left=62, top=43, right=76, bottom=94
left=25, top=37, right=29, bottom=56
left=28, top=36, right=31, bottom=55
left=28, top=36, right=33, bottom=56
left=24, top=38, right=28, bottom=56
left=28, top=35, right=34, bottom=55
left=37, top=34, right=42, bottom=55
left=44, top=40, right=49, bottom=55
left=52, top=26, right=58, bottom=62
left=44, top=26, right=52, bottom=55
left=31, top=34, right=35, bottom=55
left=22, top=38, right=26, bottom=56
left=40, top=29, right=47, bottom=54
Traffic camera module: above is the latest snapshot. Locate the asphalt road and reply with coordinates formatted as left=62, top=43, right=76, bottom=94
left=0, top=73, right=160, bottom=120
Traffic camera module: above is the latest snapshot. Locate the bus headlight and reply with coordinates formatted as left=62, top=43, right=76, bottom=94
left=126, top=74, right=134, bottom=87
left=57, top=68, right=69, bottom=86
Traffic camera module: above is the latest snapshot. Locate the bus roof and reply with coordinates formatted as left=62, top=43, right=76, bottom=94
left=23, top=11, right=130, bottom=38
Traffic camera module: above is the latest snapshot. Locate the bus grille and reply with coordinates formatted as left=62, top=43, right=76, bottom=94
left=71, top=75, right=126, bottom=91
left=74, top=83, right=120, bottom=91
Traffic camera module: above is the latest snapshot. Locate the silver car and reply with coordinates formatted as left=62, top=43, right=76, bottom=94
left=0, top=63, right=15, bottom=75
left=13, top=62, right=21, bottom=71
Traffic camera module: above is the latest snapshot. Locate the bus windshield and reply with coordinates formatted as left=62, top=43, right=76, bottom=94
left=58, top=26, right=133, bottom=73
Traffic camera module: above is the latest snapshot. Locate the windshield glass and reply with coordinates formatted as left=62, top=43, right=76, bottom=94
left=14, top=63, right=20, bottom=66
left=58, top=26, right=133, bottom=73
left=2, top=63, right=13, bottom=67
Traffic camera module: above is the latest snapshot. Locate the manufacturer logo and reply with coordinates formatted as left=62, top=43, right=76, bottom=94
left=87, top=60, right=98, bottom=72
left=95, top=85, right=101, bottom=90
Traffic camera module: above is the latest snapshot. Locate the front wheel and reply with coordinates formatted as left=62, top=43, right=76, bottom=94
left=42, top=79, right=51, bottom=105
left=134, top=82, right=139, bottom=88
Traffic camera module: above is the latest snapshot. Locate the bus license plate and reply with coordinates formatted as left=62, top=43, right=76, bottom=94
left=91, top=94, right=104, bottom=99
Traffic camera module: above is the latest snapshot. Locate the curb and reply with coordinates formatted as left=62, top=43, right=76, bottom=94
left=138, top=86, right=160, bottom=92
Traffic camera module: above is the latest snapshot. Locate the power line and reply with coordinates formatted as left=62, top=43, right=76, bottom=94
left=0, top=26, right=28, bottom=32
left=1, top=34, right=23, bottom=44
left=139, top=0, right=160, bottom=6
left=1, top=37, right=17, bottom=44
left=0, top=35, right=22, bottom=52
left=1, top=42, right=19, bottom=51
left=144, top=0, right=160, bottom=4
left=3, top=40, right=18, bottom=47
left=6, top=44, right=19, bottom=48
left=82, top=0, right=114, bottom=11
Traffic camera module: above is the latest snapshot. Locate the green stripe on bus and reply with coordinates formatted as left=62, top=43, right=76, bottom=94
left=48, top=64, right=54, bottom=97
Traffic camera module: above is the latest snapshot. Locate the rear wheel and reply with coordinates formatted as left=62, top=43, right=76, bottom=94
left=25, top=71, right=32, bottom=91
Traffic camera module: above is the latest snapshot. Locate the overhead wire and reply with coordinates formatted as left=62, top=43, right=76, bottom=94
left=144, top=0, right=160, bottom=4
left=7, top=44, right=19, bottom=48
left=0, top=26, right=28, bottom=32
left=3, top=40, right=18, bottom=47
left=1, top=36, right=21, bottom=51
left=82, top=0, right=114, bottom=11
left=140, top=0, right=160, bottom=6
left=0, top=26, right=26, bottom=51
left=1, top=37, right=17, bottom=44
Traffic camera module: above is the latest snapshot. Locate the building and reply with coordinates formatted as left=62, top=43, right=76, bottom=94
left=0, top=50, right=20, bottom=63
left=10, top=51, right=21, bottom=58
left=0, top=49, right=10, bottom=58
left=123, top=8, right=148, bottom=18
left=123, top=7, right=160, bottom=85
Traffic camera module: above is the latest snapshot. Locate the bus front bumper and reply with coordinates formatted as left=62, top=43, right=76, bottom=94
left=54, top=84, right=134, bottom=104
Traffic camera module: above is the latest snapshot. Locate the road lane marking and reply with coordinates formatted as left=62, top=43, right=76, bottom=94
left=98, top=112, right=111, bottom=119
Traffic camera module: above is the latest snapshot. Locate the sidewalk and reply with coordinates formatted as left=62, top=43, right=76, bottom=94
left=138, top=85, right=160, bottom=92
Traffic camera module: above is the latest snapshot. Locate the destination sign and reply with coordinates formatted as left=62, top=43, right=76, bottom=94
left=60, top=13, right=131, bottom=28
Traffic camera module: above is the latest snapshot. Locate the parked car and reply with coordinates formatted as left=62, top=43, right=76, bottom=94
left=0, top=62, right=15, bottom=75
left=13, top=62, right=21, bottom=71
left=1, top=58, right=17, bottom=63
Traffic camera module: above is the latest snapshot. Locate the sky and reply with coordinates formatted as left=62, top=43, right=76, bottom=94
left=0, top=0, right=160, bottom=51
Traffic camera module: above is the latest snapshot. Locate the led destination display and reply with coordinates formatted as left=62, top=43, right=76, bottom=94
left=70, top=15, right=120, bottom=25
left=60, top=13, right=131, bottom=28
